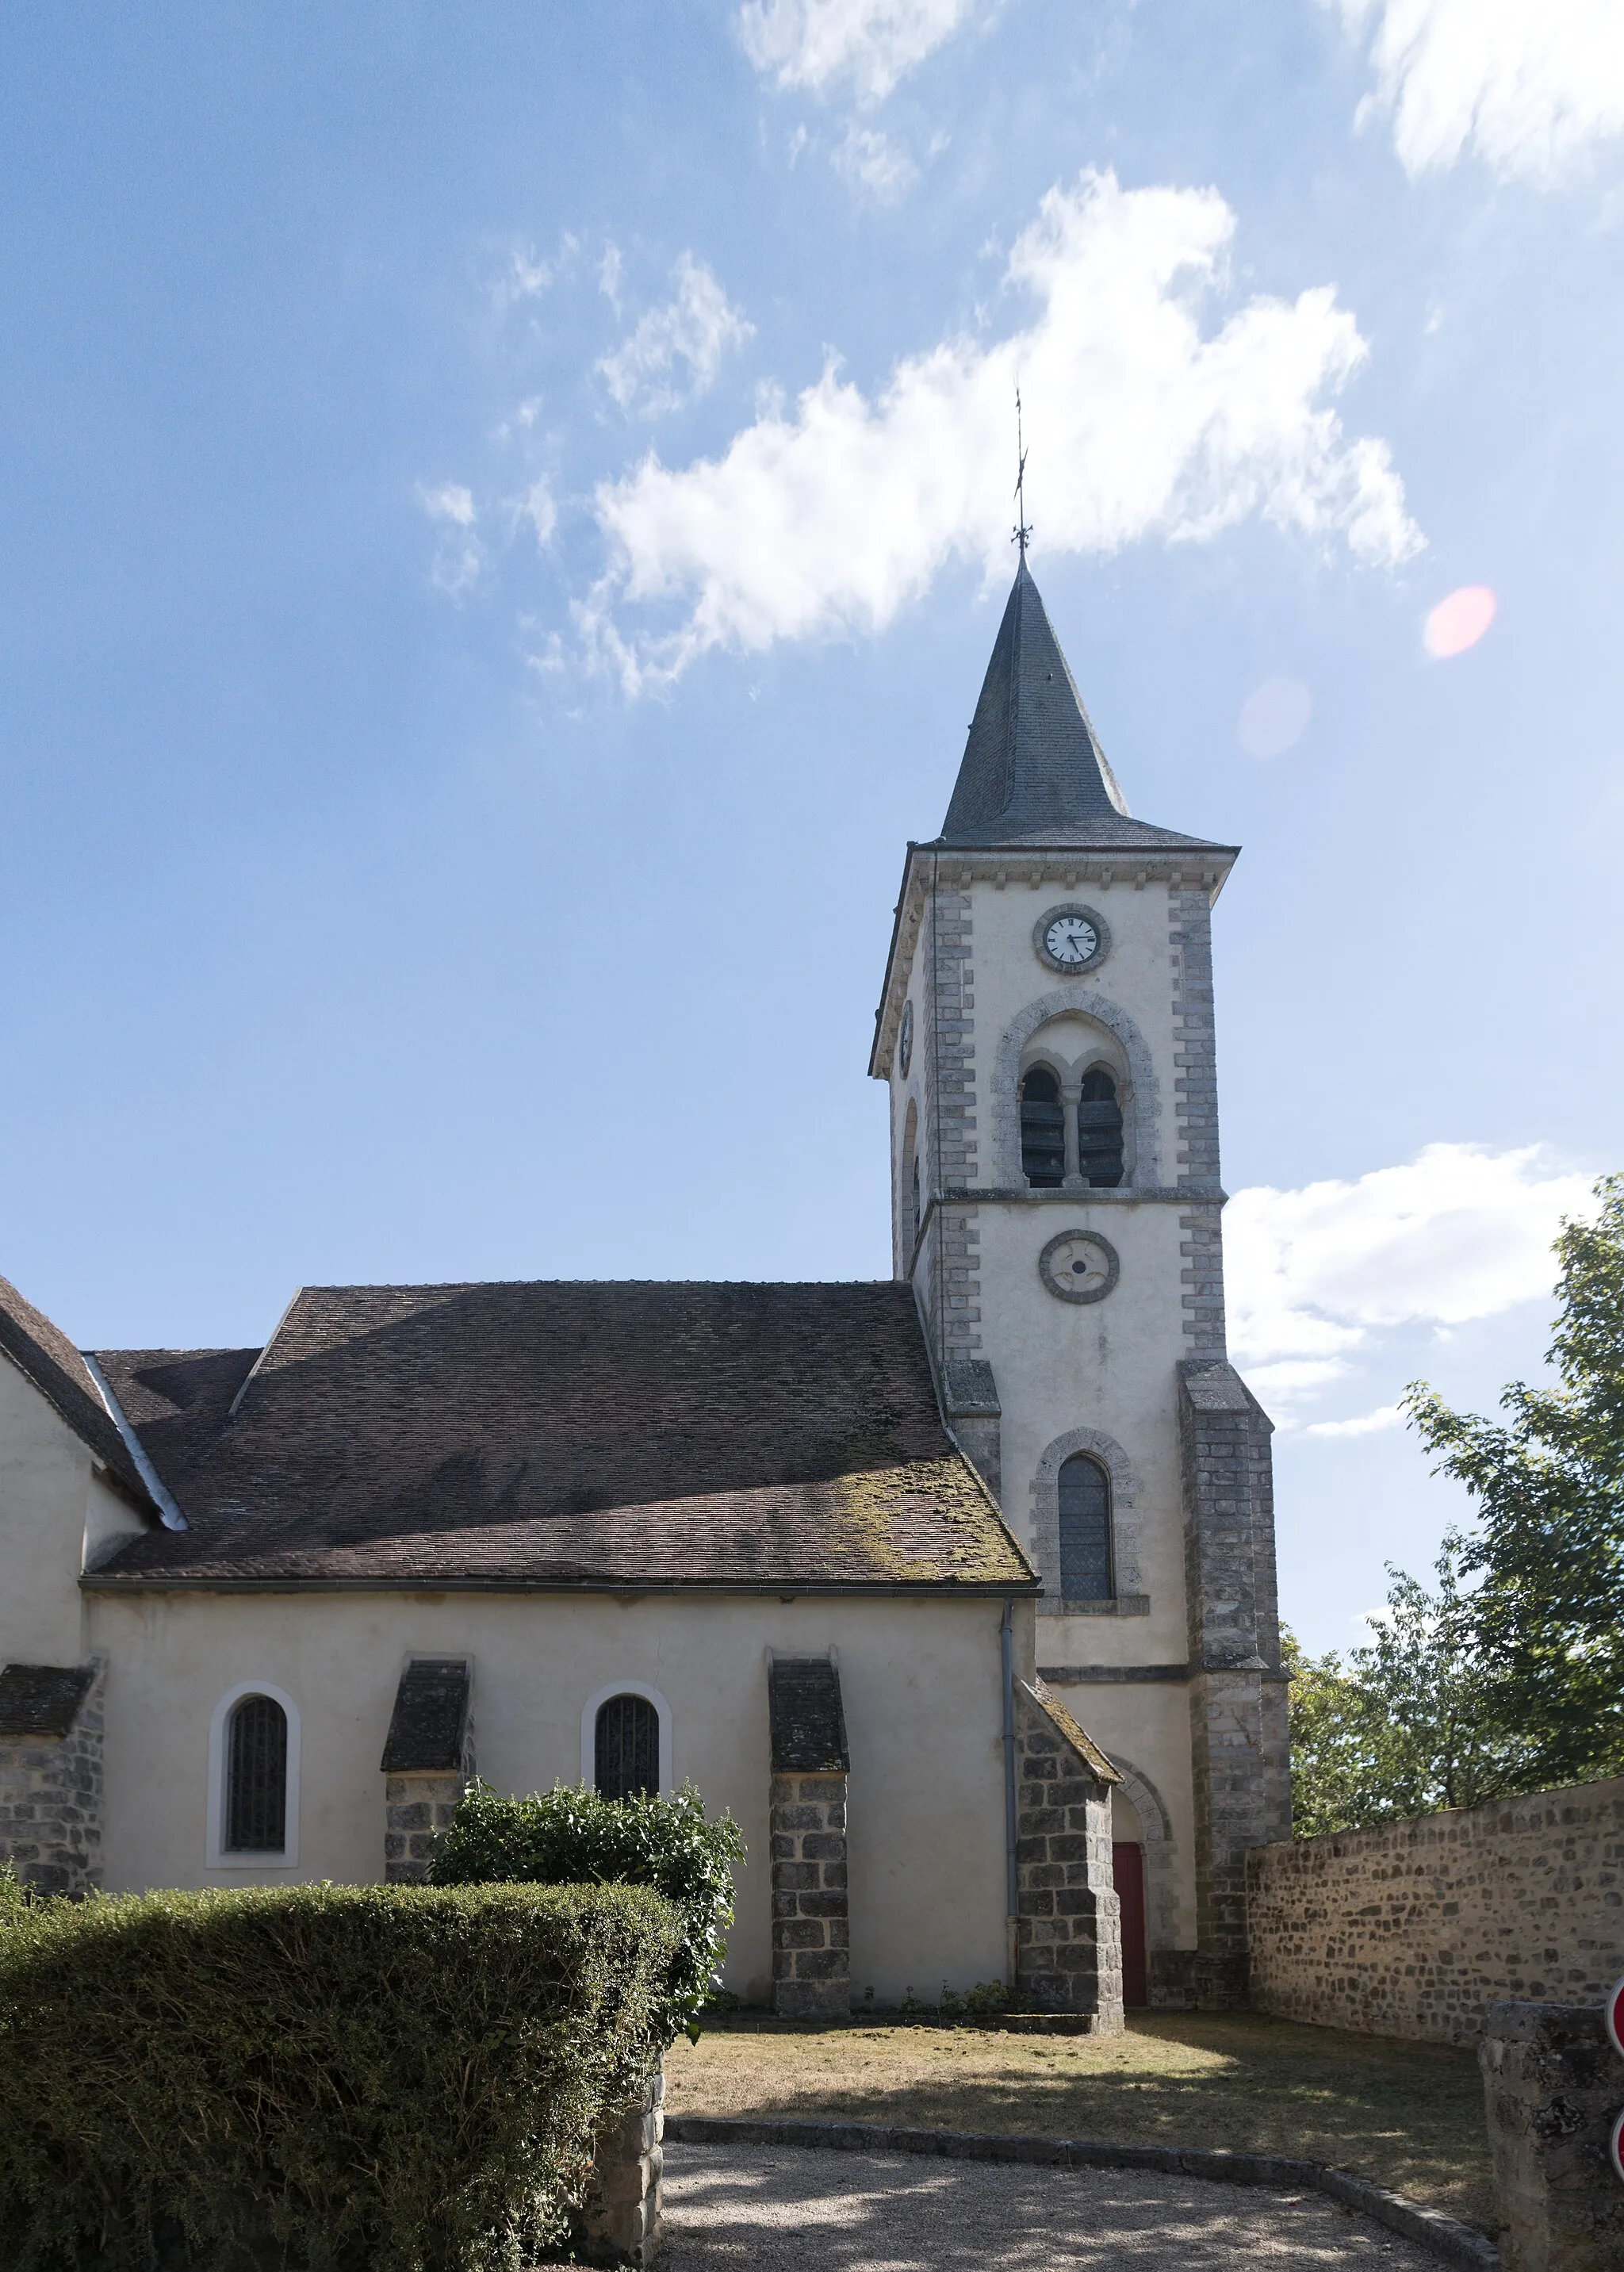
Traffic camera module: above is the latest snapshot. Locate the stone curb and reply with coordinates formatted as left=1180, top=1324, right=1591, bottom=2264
left=664, top=2115, right=1499, bottom=2271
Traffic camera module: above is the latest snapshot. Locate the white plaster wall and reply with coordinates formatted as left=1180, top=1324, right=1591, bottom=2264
left=0, top=1354, right=121, bottom=1665
left=87, top=1588, right=1014, bottom=2005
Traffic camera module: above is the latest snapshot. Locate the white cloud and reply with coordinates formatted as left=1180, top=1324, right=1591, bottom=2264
left=1300, top=1402, right=1406, bottom=1439
left=833, top=123, right=919, bottom=197
left=1333, top=0, right=1624, bottom=181
left=584, top=170, right=1420, bottom=691
left=737, top=0, right=982, bottom=103
left=1226, top=1142, right=1595, bottom=1408
left=514, top=477, right=557, bottom=548
left=597, top=255, right=755, bottom=420
left=416, top=482, right=484, bottom=597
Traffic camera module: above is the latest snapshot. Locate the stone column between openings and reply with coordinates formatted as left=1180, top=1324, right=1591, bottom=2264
left=1013, top=1678, right=1124, bottom=2029
left=379, top=1657, right=474, bottom=1885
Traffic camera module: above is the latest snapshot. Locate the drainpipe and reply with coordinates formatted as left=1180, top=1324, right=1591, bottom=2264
left=1001, top=1596, right=1019, bottom=1991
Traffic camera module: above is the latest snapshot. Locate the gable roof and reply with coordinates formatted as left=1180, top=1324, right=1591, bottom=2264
left=87, top=1281, right=1035, bottom=1595
left=0, top=1275, right=152, bottom=1508
left=936, top=560, right=1225, bottom=852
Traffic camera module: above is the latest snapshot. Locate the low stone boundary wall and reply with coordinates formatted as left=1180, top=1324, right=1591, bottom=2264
left=1246, top=1780, right=1624, bottom=2046
left=665, top=2113, right=1497, bottom=2269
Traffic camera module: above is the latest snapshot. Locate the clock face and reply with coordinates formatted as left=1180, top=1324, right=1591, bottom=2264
left=898, top=998, right=914, bottom=1077
left=1034, top=904, right=1109, bottom=972
left=1045, top=914, right=1098, bottom=965
left=1039, top=1228, right=1120, bottom=1305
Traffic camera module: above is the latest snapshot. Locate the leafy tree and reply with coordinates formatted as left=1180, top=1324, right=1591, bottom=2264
left=1285, top=1537, right=1538, bottom=1834
left=1405, top=1173, right=1624, bottom=1791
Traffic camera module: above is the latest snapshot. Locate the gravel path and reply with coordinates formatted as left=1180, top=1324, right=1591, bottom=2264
left=661, top=2141, right=1447, bottom=2270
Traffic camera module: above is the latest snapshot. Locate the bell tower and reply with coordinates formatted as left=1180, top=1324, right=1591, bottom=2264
left=869, top=559, right=1289, bottom=2006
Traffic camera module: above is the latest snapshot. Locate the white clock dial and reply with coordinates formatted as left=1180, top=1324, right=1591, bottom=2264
left=1044, top=914, right=1098, bottom=965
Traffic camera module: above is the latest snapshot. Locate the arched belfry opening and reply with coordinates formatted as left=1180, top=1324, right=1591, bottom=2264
left=1019, top=1066, right=1065, bottom=1187
left=1078, top=1067, right=1124, bottom=1188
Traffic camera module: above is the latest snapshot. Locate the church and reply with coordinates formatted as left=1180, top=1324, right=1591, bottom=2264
left=0, top=560, right=1289, bottom=2020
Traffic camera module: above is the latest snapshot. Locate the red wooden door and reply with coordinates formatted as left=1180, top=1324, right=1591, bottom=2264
left=1113, top=1841, right=1147, bottom=2008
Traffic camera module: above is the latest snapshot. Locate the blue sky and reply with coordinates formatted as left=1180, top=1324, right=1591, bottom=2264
left=2, top=2, right=1620, bottom=1652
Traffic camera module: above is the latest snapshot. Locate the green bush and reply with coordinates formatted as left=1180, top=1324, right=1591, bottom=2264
left=431, top=1782, right=744, bottom=2044
left=0, top=1879, right=680, bottom=2272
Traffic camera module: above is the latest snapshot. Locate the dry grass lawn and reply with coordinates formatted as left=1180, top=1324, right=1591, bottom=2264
left=665, top=2013, right=1492, bottom=2233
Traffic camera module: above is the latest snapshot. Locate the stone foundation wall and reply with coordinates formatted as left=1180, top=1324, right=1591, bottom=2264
left=769, top=1770, right=849, bottom=2018
left=1248, top=1778, right=1624, bottom=2045
left=0, top=1659, right=104, bottom=1897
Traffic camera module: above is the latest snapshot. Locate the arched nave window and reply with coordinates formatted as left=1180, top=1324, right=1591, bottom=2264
left=1058, top=1453, right=1114, bottom=1601
left=225, top=1695, right=288, bottom=1852
left=1077, top=1068, right=1124, bottom=1189
left=1019, top=1066, right=1065, bottom=1187
left=595, top=1693, right=660, bottom=1803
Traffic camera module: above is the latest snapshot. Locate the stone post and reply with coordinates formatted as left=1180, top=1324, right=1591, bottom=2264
left=1480, top=2001, right=1624, bottom=2270
left=0, top=1659, right=104, bottom=1898
left=579, top=2059, right=665, bottom=2266
left=379, top=1657, right=473, bottom=1884
left=1178, top=1358, right=1290, bottom=2006
left=767, top=1653, right=850, bottom=2020
left=1013, top=1677, right=1124, bottom=2029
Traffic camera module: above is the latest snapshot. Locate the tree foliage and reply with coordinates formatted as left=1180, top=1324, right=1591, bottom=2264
left=1405, top=1173, right=1624, bottom=1791
left=1289, top=1174, right=1624, bottom=1833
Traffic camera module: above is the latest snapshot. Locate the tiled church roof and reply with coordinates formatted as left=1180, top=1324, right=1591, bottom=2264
left=0, top=1274, right=151, bottom=1508
left=936, top=560, right=1228, bottom=852
left=86, top=1281, right=1034, bottom=1593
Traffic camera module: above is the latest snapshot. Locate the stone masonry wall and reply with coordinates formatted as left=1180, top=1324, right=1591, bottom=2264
left=1013, top=1681, right=1124, bottom=2027
left=1247, top=1778, right=1624, bottom=2046
left=770, top=1771, right=850, bottom=2018
left=384, top=1770, right=469, bottom=1884
left=0, top=1659, right=104, bottom=1897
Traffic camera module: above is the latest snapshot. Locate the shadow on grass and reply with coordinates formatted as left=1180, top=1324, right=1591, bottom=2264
left=676, top=2012, right=1491, bottom=2229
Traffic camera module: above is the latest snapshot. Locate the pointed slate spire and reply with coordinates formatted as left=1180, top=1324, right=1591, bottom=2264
left=937, top=561, right=1212, bottom=851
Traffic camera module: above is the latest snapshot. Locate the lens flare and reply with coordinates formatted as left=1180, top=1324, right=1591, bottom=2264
left=1237, top=677, right=1312, bottom=759
left=1423, top=585, right=1496, bottom=660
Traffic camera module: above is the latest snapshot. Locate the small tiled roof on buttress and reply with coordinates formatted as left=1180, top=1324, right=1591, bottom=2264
left=86, top=1281, right=1034, bottom=1593
left=935, top=560, right=1229, bottom=853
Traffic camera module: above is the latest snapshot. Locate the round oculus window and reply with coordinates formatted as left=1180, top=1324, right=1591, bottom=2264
left=898, top=998, right=914, bottom=1077
left=1038, top=1228, right=1120, bottom=1305
left=1034, top=904, right=1109, bottom=973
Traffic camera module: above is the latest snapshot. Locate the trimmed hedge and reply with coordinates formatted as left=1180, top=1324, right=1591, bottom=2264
left=0, top=1878, right=680, bottom=2272
left=431, top=1782, right=744, bottom=2046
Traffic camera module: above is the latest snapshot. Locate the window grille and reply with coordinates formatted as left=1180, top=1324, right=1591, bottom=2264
left=595, top=1693, right=660, bottom=1803
left=225, top=1695, right=288, bottom=1852
left=1058, top=1454, right=1113, bottom=1600
left=1019, top=1066, right=1065, bottom=1187
left=1077, top=1067, right=1124, bottom=1188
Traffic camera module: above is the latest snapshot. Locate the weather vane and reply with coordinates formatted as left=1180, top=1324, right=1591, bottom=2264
left=1013, top=386, right=1031, bottom=556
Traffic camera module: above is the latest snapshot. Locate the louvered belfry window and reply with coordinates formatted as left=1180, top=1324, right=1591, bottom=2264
left=1078, top=1067, right=1125, bottom=1188
left=1058, top=1454, right=1114, bottom=1601
left=225, top=1695, right=288, bottom=1852
left=1019, top=1066, right=1066, bottom=1187
left=596, top=1694, right=660, bottom=1803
